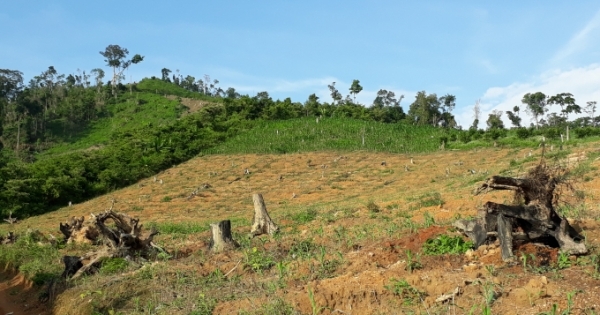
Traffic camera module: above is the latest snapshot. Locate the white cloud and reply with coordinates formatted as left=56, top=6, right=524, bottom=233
left=456, top=64, right=600, bottom=128
left=550, top=9, right=600, bottom=65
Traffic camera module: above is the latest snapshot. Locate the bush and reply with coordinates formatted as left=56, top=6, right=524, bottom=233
left=515, top=128, right=531, bottom=139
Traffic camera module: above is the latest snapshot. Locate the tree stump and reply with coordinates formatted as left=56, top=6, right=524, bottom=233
left=250, top=193, right=279, bottom=237
left=455, top=162, right=586, bottom=261
left=209, top=220, right=239, bottom=252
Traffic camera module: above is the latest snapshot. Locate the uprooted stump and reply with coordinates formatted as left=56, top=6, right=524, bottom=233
left=455, top=161, right=587, bottom=261
left=59, top=216, right=99, bottom=244
left=250, top=193, right=279, bottom=237
left=61, top=209, right=162, bottom=279
left=209, top=220, right=239, bottom=252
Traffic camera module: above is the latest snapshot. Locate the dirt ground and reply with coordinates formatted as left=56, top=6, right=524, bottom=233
left=3, top=144, right=600, bottom=314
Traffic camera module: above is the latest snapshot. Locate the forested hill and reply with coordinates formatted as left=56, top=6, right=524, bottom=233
left=0, top=63, right=418, bottom=219
left=2, top=46, right=599, bottom=219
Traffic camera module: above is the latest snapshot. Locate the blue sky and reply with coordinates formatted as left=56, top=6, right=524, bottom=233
left=2, top=1, right=600, bottom=127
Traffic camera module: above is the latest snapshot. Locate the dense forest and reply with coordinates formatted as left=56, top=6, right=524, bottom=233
left=1, top=45, right=599, bottom=218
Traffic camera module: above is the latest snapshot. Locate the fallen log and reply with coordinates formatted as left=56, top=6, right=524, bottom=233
left=456, top=161, right=586, bottom=261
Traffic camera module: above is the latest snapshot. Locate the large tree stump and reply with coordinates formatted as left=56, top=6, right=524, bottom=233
left=59, top=216, right=100, bottom=244
left=209, top=220, right=239, bottom=252
left=250, top=193, right=279, bottom=237
left=60, top=207, right=163, bottom=279
left=456, top=162, right=586, bottom=261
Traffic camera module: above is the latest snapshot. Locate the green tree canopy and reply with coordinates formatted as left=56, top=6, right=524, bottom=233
left=522, top=92, right=547, bottom=129
left=349, top=79, right=363, bottom=103
left=100, top=45, right=144, bottom=96
left=407, top=91, right=441, bottom=126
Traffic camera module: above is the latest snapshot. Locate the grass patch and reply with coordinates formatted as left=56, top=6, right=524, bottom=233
left=292, top=208, right=318, bottom=224
left=422, top=234, right=473, bottom=255
left=147, top=221, right=209, bottom=235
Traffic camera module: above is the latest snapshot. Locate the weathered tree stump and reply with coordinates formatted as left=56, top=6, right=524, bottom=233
left=60, top=207, right=163, bottom=279
left=209, top=220, right=239, bottom=252
left=3, top=211, right=17, bottom=224
left=0, top=231, right=16, bottom=245
left=61, top=256, right=83, bottom=279
left=59, top=216, right=100, bottom=244
left=250, top=193, right=279, bottom=237
left=456, top=162, right=586, bottom=261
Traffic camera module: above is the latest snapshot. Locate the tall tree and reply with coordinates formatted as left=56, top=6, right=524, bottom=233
left=471, top=99, right=481, bottom=130
left=161, top=68, right=172, bottom=82
left=99, top=45, right=144, bottom=96
left=349, top=79, right=363, bottom=103
left=522, top=92, right=547, bottom=129
left=407, top=91, right=441, bottom=126
left=439, top=94, right=456, bottom=113
left=505, top=110, right=521, bottom=127
left=328, top=82, right=342, bottom=105
left=547, top=92, right=580, bottom=121
left=584, top=101, right=597, bottom=126
left=486, top=110, right=504, bottom=129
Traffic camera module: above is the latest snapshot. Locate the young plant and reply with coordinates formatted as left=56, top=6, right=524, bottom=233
left=405, top=250, right=423, bottom=273
left=384, top=278, right=426, bottom=305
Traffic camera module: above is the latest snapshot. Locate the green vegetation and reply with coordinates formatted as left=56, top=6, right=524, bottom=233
left=206, top=117, right=448, bottom=155
left=384, top=278, right=426, bottom=305
left=422, top=234, right=473, bottom=255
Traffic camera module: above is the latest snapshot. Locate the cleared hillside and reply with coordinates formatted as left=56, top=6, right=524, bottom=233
left=2, top=142, right=600, bottom=314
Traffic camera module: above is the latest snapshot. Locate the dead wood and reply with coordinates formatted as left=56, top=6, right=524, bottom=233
left=250, top=194, right=279, bottom=237
left=457, top=161, right=586, bottom=261
left=0, top=231, right=16, bottom=244
left=60, top=206, right=163, bottom=279
left=59, top=216, right=99, bottom=244
left=3, top=211, right=17, bottom=224
left=209, top=220, right=239, bottom=252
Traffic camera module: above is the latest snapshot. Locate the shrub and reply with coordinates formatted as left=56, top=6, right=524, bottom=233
left=422, top=234, right=473, bottom=255
left=515, top=127, right=531, bottom=139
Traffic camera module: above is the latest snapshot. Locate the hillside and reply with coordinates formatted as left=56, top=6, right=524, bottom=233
left=2, top=142, right=600, bottom=314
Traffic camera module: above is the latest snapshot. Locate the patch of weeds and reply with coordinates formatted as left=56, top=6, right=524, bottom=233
left=520, top=253, right=536, bottom=272
left=385, top=203, right=399, bottom=210
left=240, top=297, right=300, bottom=315
left=484, top=264, right=498, bottom=277
left=244, top=247, right=275, bottom=273
left=100, top=257, right=129, bottom=275
left=307, top=286, right=325, bottom=315
left=556, top=204, right=587, bottom=219
left=417, top=192, right=444, bottom=207
left=289, top=239, right=317, bottom=259
left=405, top=250, right=423, bottom=273
left=385, top=278, right=426, bottom=305
left=366, top=200, right=380, bottom=213
left=130, top=205, right=144, bottom=212
left=556, top=252, right=572, bottom=270
left=147, top=221, right=208, bottom=235
left=292, top=208, right=318, bottom=224
left=401, top=218, right=419, bottom=233
left=189, top=293, right=217, bottom=315
left=422, top=234, right=473, bottom=255
left=161, top=196, right=172, bottom=202
left=423, top=211, right=436, bottom=227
